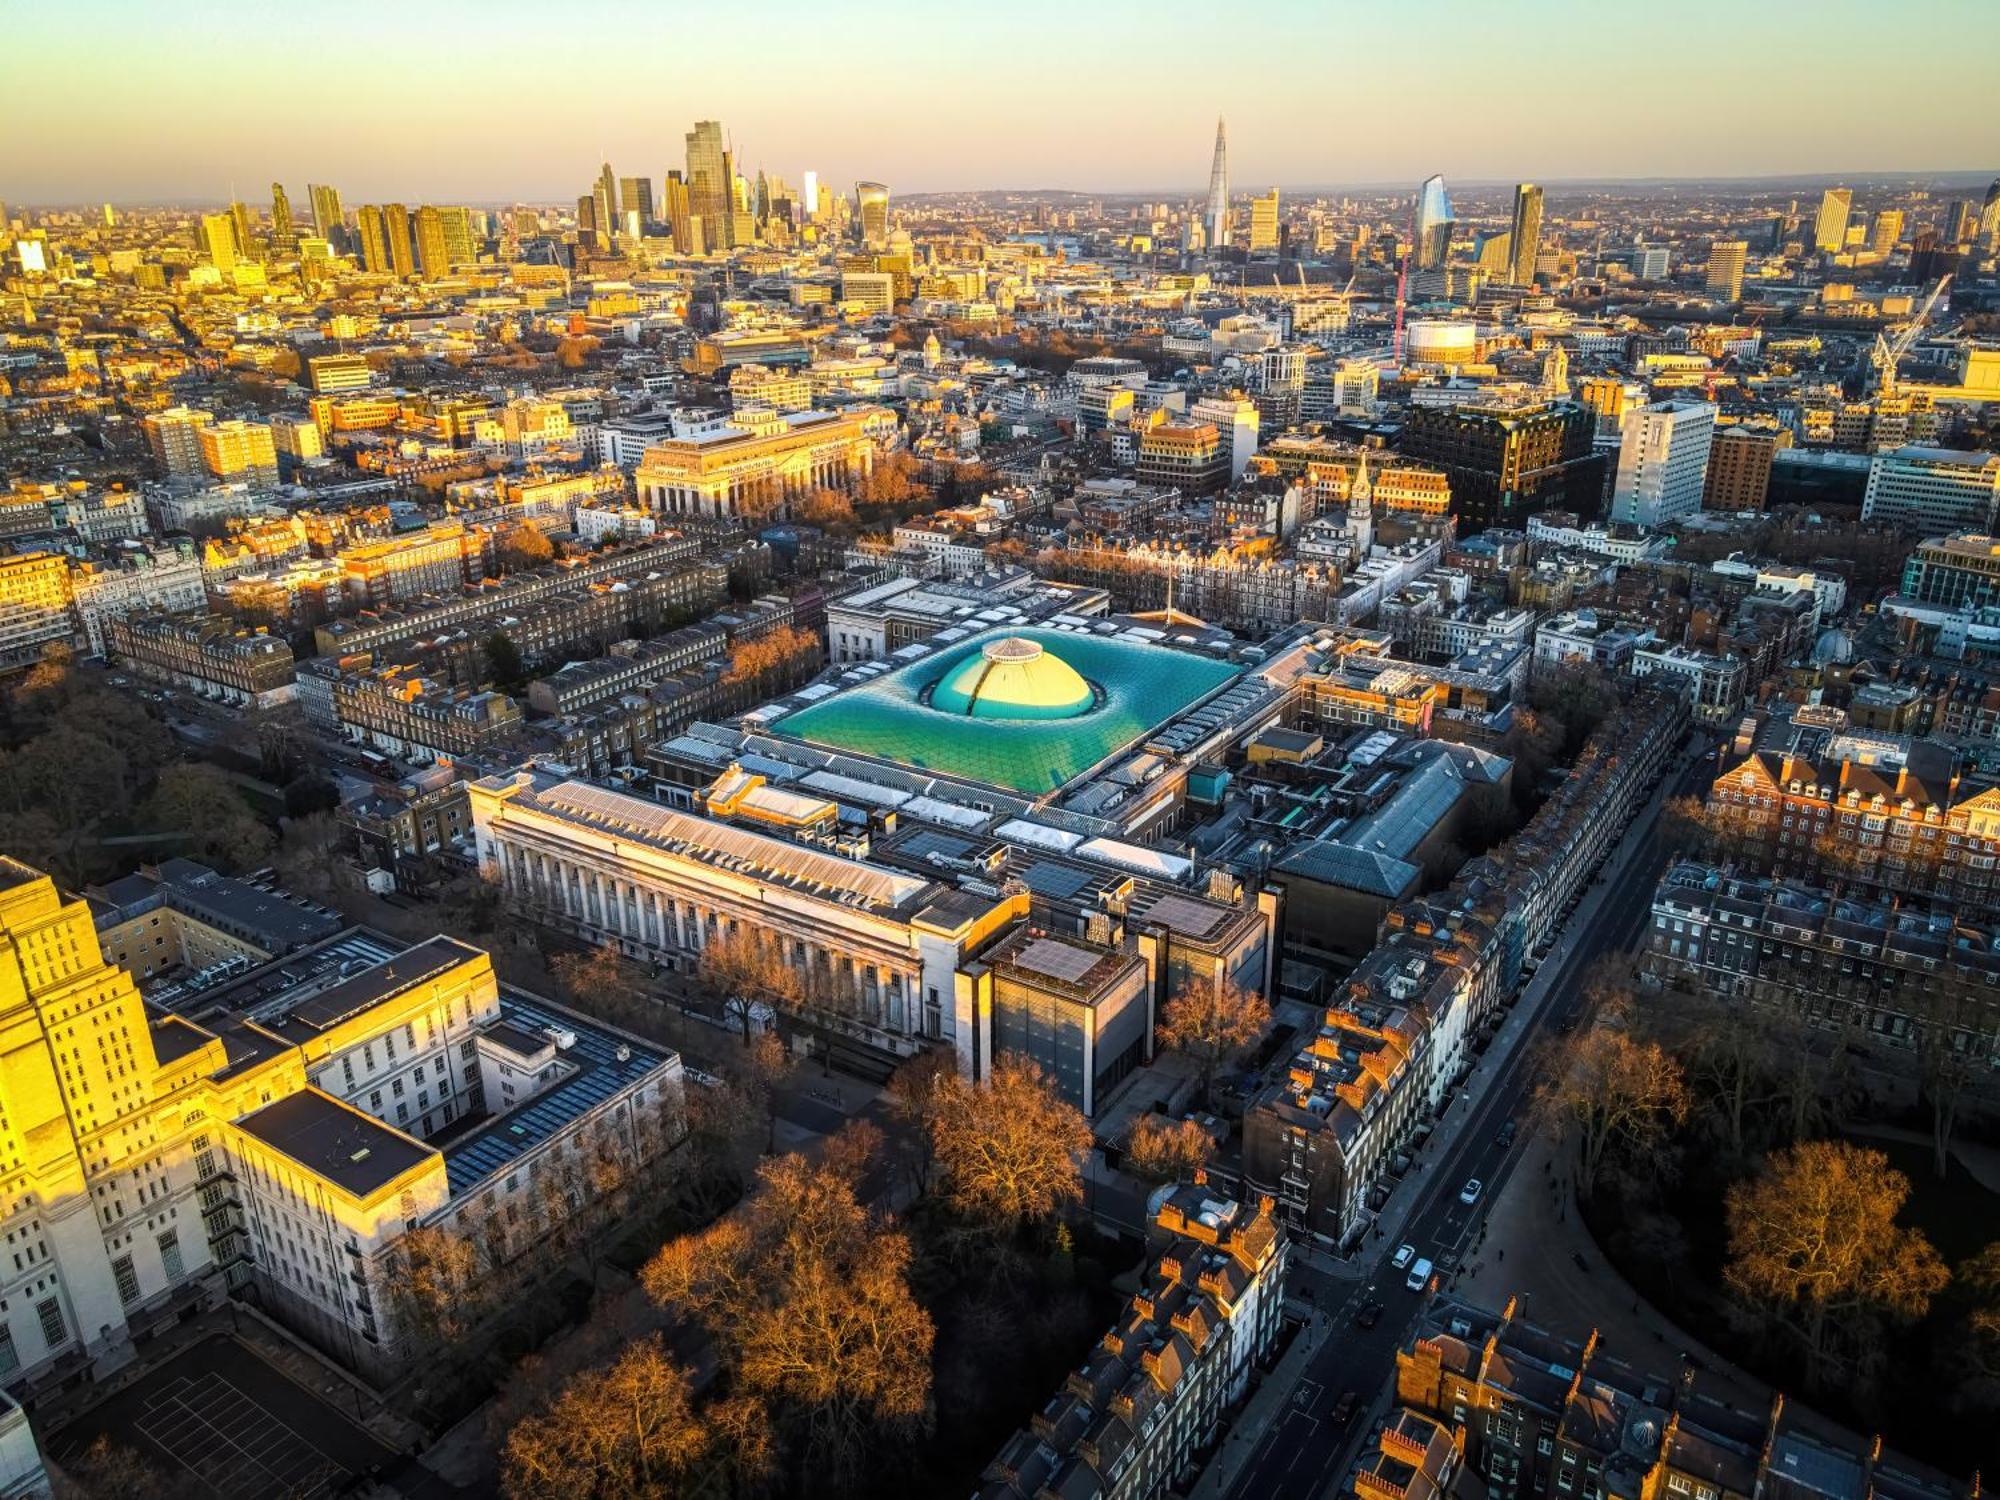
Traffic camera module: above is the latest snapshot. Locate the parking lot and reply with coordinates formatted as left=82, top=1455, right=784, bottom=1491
left=55, top=1335, right=398, bottom=1499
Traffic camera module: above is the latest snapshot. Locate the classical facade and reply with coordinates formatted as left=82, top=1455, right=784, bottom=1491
left=635, top=406, right=892, bottom=520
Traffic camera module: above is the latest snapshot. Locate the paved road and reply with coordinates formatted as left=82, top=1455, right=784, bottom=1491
left=1222, top=739, right=1717, bottom=1500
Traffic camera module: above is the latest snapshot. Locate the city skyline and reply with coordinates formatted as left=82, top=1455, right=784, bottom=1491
left=5, top=0, right=1997, bottom=204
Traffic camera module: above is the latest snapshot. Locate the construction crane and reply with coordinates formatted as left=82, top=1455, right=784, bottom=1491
left=1869, top=274, right=1951, bottom=396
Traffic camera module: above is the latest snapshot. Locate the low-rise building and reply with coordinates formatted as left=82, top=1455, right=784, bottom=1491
left=635, top=406, right=891, bottom=521
left=977, top=1186, right=1288, bottom=1500
left=332, top=665, right=524, bottom=764
left=68, top=540, right=206, bottom=656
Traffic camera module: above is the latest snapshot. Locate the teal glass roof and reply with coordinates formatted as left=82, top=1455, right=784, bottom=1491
left=777, top=627, right=1242, bottom=795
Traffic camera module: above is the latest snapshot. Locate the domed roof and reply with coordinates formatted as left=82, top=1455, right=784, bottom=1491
left=932, top=636, right=1094, bottom=720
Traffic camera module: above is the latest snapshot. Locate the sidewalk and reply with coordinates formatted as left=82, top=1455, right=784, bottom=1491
left=1313, top=748, right=1690, bottom=1279
left=1187, top=1309, right=1342, bottom=1500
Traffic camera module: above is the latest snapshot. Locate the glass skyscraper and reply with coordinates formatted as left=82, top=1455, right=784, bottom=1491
left=1415, top=174, right=1454, bottom=270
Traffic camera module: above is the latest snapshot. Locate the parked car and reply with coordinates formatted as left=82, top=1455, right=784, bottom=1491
left=1459, top=1179, right=1483, bottom=1205
left=1354, top=1301, right=1383, bottom=1329
left=1330, top=1390, right=1360, bottom=1425
left=1391, top=1243, right=1417, bottom=1270
left=1406, top=1257, right=1434, bottom=1292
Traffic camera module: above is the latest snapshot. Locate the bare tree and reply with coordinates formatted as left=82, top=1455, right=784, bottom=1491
left=1724, top=1140, right=1949, bottom=1387
left=1157, top=974, right=1271, bottom=1108
left=1125, top=1114, right=1215, bottom=1185
left=930, top=1058, right=1092, bottom=1234
left=1530, top=1023, right=1691, bottom=1199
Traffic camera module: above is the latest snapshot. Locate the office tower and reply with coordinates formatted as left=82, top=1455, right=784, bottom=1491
left=1508, top=183, right=1543, bottom=286
left=383, top=204, right=414, bottom=276
left=356, top=204, right=388, bottom=273
left=1813, top=188, right=1852, bottom=253
left=856, top=181, right=890, bottom=250
left=102, top=202, right=116, bottom=228
left=143, top=405, right=215, bottom=478
left=1248, top=188, right=1280, bottom=254
left=598, top=160, right=618, bottom=224
left=198, top=419, right=280, bottom=485
left=230, top=199, right=257, bottom=262
left=1205, top=117, right=1230, bottom=250
left=1946, top=199, right=1978, bottom=244
left=620, top=175, right=653, bottom=231
left=685, top=120, right=729, bottom=247
left=803, top=170, right=819, bottom=219
left=1863, top=446, right=2000, bottom=533
left=198, top=212, right=238, bottom=271
left=439, top=206, right=475, bottom=267
left=662, top=172, right=693, bottom=253
left=1401, top=400, right=1604, bottom=529
left=308, top=182, right=343, bottom=237
left=1609, top=399, right=1718, bottom=529
left=414, top=205, right=448, bottom=279
left=1982, top=178, right=2000, bottom=251
left=1703, top=427, right=1788, bottom=512
left=1632, top=243, right=1670, bottom=280
left=269, top=181, right=293, bottom=249
left=1706, top=240, right=1747, bottom=301
left=1414, top=174, right=1454, bottom=271
left=1869, top=209, right=1904, bottom=256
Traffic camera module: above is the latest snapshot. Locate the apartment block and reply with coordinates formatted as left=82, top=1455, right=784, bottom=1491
left=106, top=611, right=297, bottom=707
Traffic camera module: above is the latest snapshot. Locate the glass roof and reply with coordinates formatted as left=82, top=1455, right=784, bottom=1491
left=776, top=626, right=1241, bottom=795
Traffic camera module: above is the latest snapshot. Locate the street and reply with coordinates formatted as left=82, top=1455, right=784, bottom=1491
left=1218, top=739, right=1715, bottom=1500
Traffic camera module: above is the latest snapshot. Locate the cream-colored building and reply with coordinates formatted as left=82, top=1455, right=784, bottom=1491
left=0, top=861, right=682, bottom=1388
left=0, top=554, right=73, bottom=670
left=197, top=420, right=279, bottom=486
left=635, top=405, right=891, bottom=521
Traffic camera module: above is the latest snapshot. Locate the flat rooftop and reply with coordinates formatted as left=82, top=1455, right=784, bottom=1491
left=236, top=1089, right=435, bottom=1199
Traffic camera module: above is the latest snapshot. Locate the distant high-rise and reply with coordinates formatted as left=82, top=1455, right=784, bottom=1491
left=356, top=204, right=388, bottom=273
left=803, top=170, right=820, bottom=219
left=1508, top=183, right=1543, bottom=286
left=856, top=181, right=890, bottom=250
left=308, top=183, right=343, bottom=238
left=1981, top=178, right=2000, bottom=251
left=269, top=182, right=293, bottom=249
left=685, top=120, right=729, bottom=249
left=662, top=172, right=693, bottom=254
left=1948, top=198, right=1979, bottom=244
left=1869, top=209, right=1904, bottom=256
left=439, top=206, right=475, bottom=267
left=619, top=175, right=653, bottom=233
left=1705, top=240, right=1747, bottom=302
left=1414, top=174, right=1454, bottom=271
left=198, top=212, right=237, bottom=272
left=1205, top=117, right=1230, bottom=250
left=1610, top=399, right=1718, bottom=529
left=414, top=204, right=448, bottom=279
left=1248, top=188, right=1280, bottom=254
left=1813, top=188, right=1852, bottom=253
left=230, top=200, right=257, bottom=262
left=382, top=204, right=414, bottom=277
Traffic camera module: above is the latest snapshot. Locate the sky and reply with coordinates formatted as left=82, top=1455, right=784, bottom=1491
left=4, top=0, right=1997, bottom=206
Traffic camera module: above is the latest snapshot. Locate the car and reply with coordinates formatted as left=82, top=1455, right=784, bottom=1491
left=1330, top=1390, right=1360, bottom=1425
left=1391, top=1243, right=1417, bottom=1270
left=1354, top=1301, right=1383, bottom=1329
left=1459, top=1179, right=1483, bottom=1205
left=1571, top=1250, right=1592, bottom=1274
left=1405, top=1257, right=1434, bottom=1292
left=1495, top=1120, right=1517, bottom=1147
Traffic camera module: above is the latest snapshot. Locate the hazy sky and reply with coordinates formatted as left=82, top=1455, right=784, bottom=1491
left=4, top=0, right=1996, bottom=205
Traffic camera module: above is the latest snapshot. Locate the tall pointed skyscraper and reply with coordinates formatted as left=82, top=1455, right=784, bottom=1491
left=1205, top=117, right=1230, bottom=250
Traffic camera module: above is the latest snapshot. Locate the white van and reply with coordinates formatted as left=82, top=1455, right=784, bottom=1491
left=1406, top=1257, right=1433, bottom=1292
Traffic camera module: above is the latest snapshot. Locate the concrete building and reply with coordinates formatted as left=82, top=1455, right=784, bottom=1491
left=67, top=541, right=206, bottom=657
left=197, top=421, right=279, bottom=486
left=1862, top=445, right=2000, bottom=533
left=1608, top=400, right=1717, bottom=529
left=1705, top=239, right=1747, bottom=301
left=0, top=554, right=74, bottom=670
left=1702, top=426, right=1790, bottom=512
left=1137, top=423, right=1229, bottom=496
left=141, top=406, right=213, bottom=479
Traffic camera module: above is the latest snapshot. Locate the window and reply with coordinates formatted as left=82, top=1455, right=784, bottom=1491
left=113, top=1254, right=140, bottom=1304
left=35, top=1296, right=66, bottom=1350
left=0, top=1327, right=15, bottom=1376
left=158, top=1230, right=183, bottom=1282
